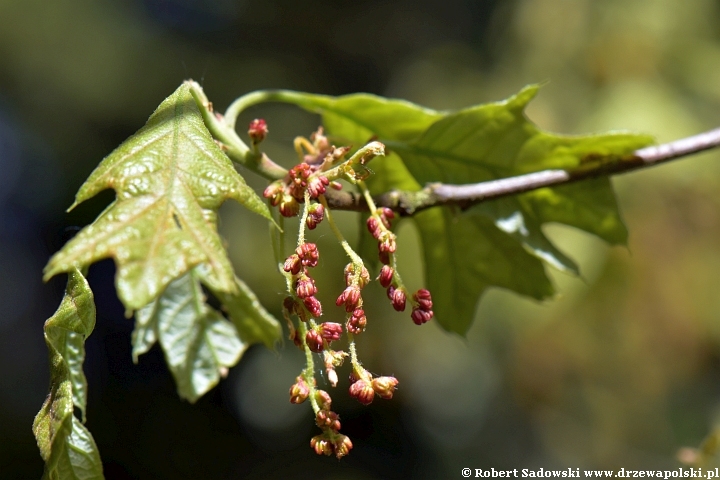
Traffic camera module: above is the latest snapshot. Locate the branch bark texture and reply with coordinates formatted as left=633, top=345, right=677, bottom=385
left=323, top=127, right=720, bottom=215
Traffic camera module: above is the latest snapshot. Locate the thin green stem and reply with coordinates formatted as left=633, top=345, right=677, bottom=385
left=297, top=320, right=320, bottom=414
left=318, top=195, right=363, bottom=265
left=224, top=90, right=322, bottom=130
left=298, top=191, right=311, bottom=247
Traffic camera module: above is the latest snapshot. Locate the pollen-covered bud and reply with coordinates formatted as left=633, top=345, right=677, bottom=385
left=336, top=286, right=361, bottom=312
left=378, top=207, right=395, bottom=227
left=305, top=328, right=324, bottom=353
left=306, top=203, right=324, bottom=230
left=323, top=350, right=347, bottom=387
left=263, top=181, right=284, bottom=205
left=378, top=265, right=394, bottom=288
left=310, top=435, right=333, bottom=456
left=378, top=235, right=397, bottom=253
left=330, top=181, right=343, bottom=190
left=318, top=322, right=343, bottom=342
left=411, top=306, right=433, bottom=325
left=279, top=194, right=300, bottom=217
left=315, top=389, right=332, bottom=410
left=333, top=435, right=353, bottom=459
left=296, top=243, right=319, bottom=268
left=289, top=376, right=310, bottom=404
left=283, top=254, right=302, bottom=275
left=349, top=379, right=375, bottom=405
left=344, top=263, right=370, bottom=288
left=315, top=410, right=341, bottom=431
left=295, top=275, right=317, bottom=299
left=413, top=288, right=433, bottom=310
left=346, top=308, right=367, bottom=335
left=307, top=175, right=329, bottom=198
left=366, top=216, right=382, bottom=239
left=387, top=286, right=406, bottom=312
left=248, top=118, right=268, bottom=143
left=372, top=376, right=399, bottom=400
left=303, top=296, right=323, bottom=317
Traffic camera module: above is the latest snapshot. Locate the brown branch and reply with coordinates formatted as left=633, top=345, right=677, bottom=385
left=323, top=127, right=720, bottom=215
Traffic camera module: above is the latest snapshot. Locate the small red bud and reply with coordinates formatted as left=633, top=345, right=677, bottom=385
left=307, top=176, right=330, bottom=198
left=378, top=236, right=397, bottom=253
left=279, top=194, right=300, bottom=217
left=248, top=118, right=268, bottom=143
left=378, top=265, right=394, bottom=288
left=378, top=250, right=390, bottom=265
left=310, top=435, right=333, bottom=456
left=411, top=306, right=434, bottom=325
left=305, top=329, right=324, bottom=353
left=333, top=435, right=353, bottom=459
left=366, top=217, right=382, bottom=239
left=303, top=296, right=323, bottom=317
left=371, top=376, right=399, bottom=400
left=315, top=389, right=332, bottom=410
left=336, top=286, right=361, bottom=312
left=289, top=376, right=310, bottom=404
left=330, top=181, right=343, bottom=190
left=389, top=287, right=406, bottom=312
left=349, top=379, right=375, bottom=405
left=262, top=181, right=283, bottom=205
left=315, top=410, right=341, bottom=431
left=413, top=288, right=433, bottom=311
left=318, top=322, right=343, bottom=342
left=283, top=254, right=302, bottom=275
left=295, top=275, right=317, bottom=299
left=346, top=308, right=367, bottom=335
left=296, top=243, right=319, bottom=268
left=306, top=203, right=325, bottom=230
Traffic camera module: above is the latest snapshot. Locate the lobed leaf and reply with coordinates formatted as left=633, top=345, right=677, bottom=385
left=33, top=268, right=104, bottom=480
left=44, top=83, right=272, bottom=311
left=282, top=86, right=654, bottom=335
left=132, top=270, right=281, bottom=403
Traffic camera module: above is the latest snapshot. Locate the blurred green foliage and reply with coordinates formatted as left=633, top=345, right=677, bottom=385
left=4, top=0, right=720, bottom=478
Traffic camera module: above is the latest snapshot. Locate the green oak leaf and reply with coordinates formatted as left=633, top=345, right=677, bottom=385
left=279, top=86, right=653, bottom=334
left=132, top=270, right=279, bottom=402
left=33, top=268, right=104, bottom=480
left=44, top=83, right=272, bottom=311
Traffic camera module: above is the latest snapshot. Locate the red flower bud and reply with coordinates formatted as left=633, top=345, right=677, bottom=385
left=378, top=265, right=394, bottom=288
left=305, top=329, right=324, bottom=353
left=318, top=322, right=343, bottom=342
left=366, top=216, right=382, bottom=239
left=349, top=379, right=375, bottom=405
left=372, top=376, right=399, bottom=399
left=289, top=376, right=310, bottom=404
left=295, top=275, right=317, bottom=299
left=310, top=435, right=333, bottom=456
left=279, top=194, right=300, bottom=217
left=315, top=389, right=332, bottom=410
left=413, top=288, right=433, bottom=311
left=378, top=235, right=397, bottom=253
left=333, top=435, right=353, bottom=459
left=248, top=118, right=268, bottom=143
left=307, top=175, right=329, bottom=198
left=263, top=181, right=283, bottom=205
left=296, top=243, right=319, bottom=268
left=388, top=287, right=406, bottom=312
left=283, top=254, right=302, bottom=275
left=303, top=296, right=323, bottom=317
left=315, top=410, right=341, bottom=431
left=346, top=308, right=367, bottom=335
left=306, top=203, right=324, bottom=230
left=336, top=286, right=361, bottom=312
left=411, top=306, right=433, bottom=325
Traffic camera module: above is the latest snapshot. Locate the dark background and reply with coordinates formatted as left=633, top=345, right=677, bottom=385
left=4, top=0, right=720, bottom=478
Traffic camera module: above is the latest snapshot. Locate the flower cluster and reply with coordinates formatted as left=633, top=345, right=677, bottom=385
left=266, top=125, right=434, bottom=459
